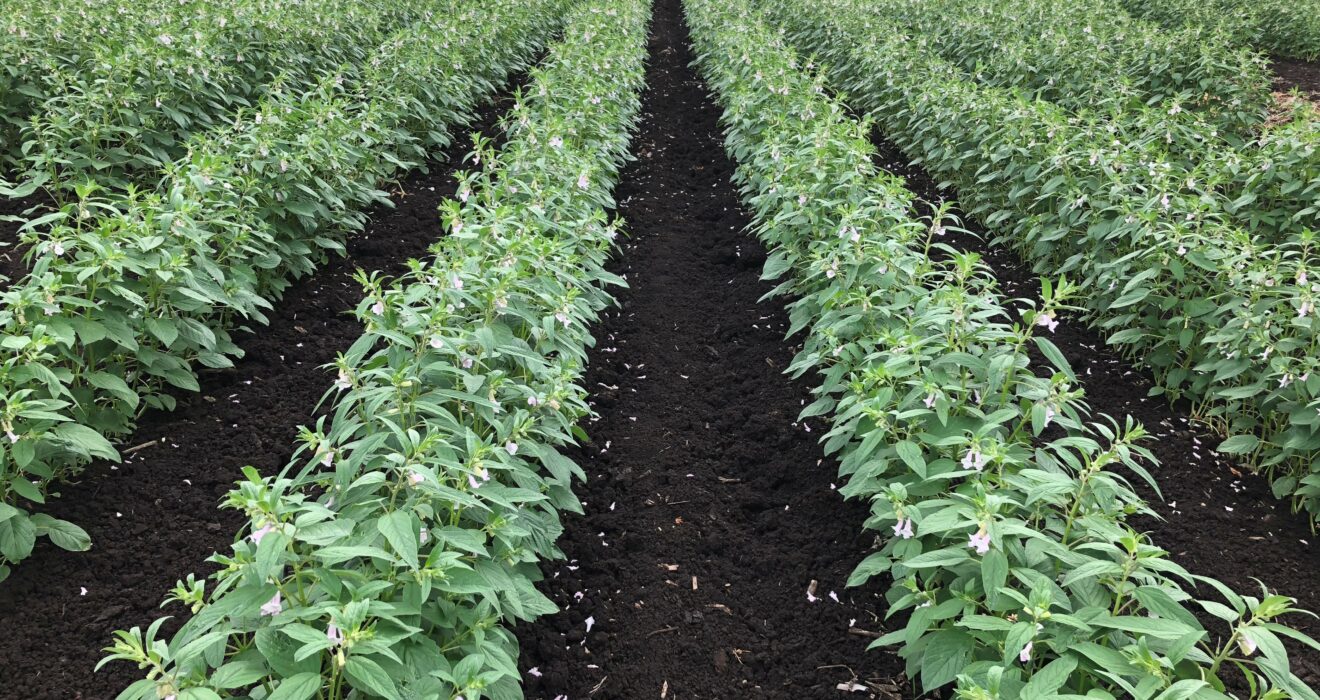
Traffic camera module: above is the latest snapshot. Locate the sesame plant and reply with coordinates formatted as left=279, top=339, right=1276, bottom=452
left=100, top=1, right=650, bottom=697
left=688, top=0, right=1320, bottom=696
left=1, top=0, right=430, bottom=193
left=0, top=0, right=563, bottom=581
left=857, top=0, right=1271, bottom=136
left=761, top=0, right=1320, bottom=527
left=1115, top=0, right=1320, bottom=61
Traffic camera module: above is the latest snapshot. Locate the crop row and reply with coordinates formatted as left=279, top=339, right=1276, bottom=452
left=761, top=0, right=1320, bottom=525
left=0, top=0, right=562, bottom=580
left=1115, top=0, right=1320, bottom=61
left=838, top=0, right=1320, bottom=243
left=100, top=1, right=650, bottom=698
left=689, top=0, right=1320, bottom=697
left=860, top=0, right=1270, bottom=135
left=1, top=0, right=434, bottom=196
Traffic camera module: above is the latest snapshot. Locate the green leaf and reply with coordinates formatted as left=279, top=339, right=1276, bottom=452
left=145, top=317, right=179, bottom=347
left=903, top=547, right=971, bottom=569
left=0, top=512, right=37, bottom=562
left=981, top=549, right=1008, bottom=606
left=266, top=673, right=323, bottom=700
left=895, top=440, right=926, bottom=477
left=30, top=514, right=91, bottom=551
left=1033, top=336, right=1076, bottom=381
left=377, top=511, right=418, bottom=569
left=51, top=423, right=119, bottom=461
left=919, top=629, right=973, bottom=690
left=344, top=656, right=401, bottom=699
left=1216, top=434, right=1259, bottom=455
left=210, top=658, right=269, bottom=689
left=1022, top=655, right=1078, bottom=697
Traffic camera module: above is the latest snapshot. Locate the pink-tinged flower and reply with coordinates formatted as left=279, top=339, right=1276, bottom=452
left=452, top=219, right=463, bottom=234
left=549, top=136, right=564, bottom=149
left=1019, top=640, right=1033, bottom=663
left=962, top=447, right=987, bottom=472
left=1160, top=194, right=1170, bottom=209
left=578, top=174, right=590, bottom=190
left=327, top=623, right=345, bottom=646
left=451, top=275, right=463, bottom=290
left=260, top=592, right=282, bottom=616
left=1299, top=301, right=1312, bottom=319
left=407, top=470, right=424, bottom=486
left=528, top=396, right=540, bottom=407
left=585, top=616, right=595, bottom=633
left=1299, top=269, right=1309, bottom=285
left=468, top=473, right=482, bottom=489
left=1176, top=245, right=1187, bottom=256
left=505, top=441, right=518, bottom=456
left=1281, top=374, right=1293, bottom=388
left=334, top=369, right=352, bottom=390
left=923, top=393, right=937, bottom=409
left=528, top=667, right=543, bottom=678
left=462, top=357, right=474, bottom=369
left=896, top=517, right=915, bottom=539
left=320, top=449, right=334, bottom=468
left=419, top=527, right=429, bottom=544
left=968, top=528, right=991, bottom=555
left=556, top=312, right=570, bottom=327
left=1035, top=313, right=1059, bottom=333
left=1238, top=633, right=1257, bottom=656
left=429, top=336, right=443, bottom=349
left=459, top=189, right=471, bottom=203
left=249, top=523, right=275, bottom=545
left=371, top=300, right=385, bottom=315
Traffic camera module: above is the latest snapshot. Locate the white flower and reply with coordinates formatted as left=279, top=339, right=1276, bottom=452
left=407, top=471, right=424, bottom=486
left=505, top=441, right=518, bottom=456
left=320, top=449, right=334, bottom=467
left=371, top=300, right=385, bottom=315
left=249, top=523, right=276, bottom=545
left=1036, top=313, right=1059, bottom=333
left=961, top=447, right=987, bottom=472
left=578, top=173, right=590, bottom=190
left=585, top=616, right=596, bottom=633
left=1238, top=634, right=1258, bottom=656
left=260, top=592, right=282, bottom=616
left=335, top=369, right=352, bottom=390
left=430, top=336, right=443, bottom=349
left=549, top=136, right=563, bottom=149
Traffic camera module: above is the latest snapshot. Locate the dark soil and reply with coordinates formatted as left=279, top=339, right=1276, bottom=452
left=866, top=135, right=1320, bottom=686
left=0, top=91, right=520, bottom=699
left=1272, top=57, right=1320, bottom=100
left=0, top=192, right=44, bottom=289
left=514, top=2, right=906, bottom=698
